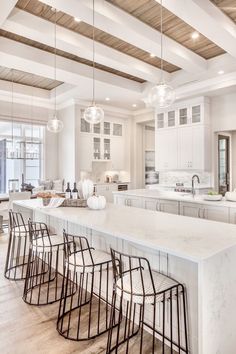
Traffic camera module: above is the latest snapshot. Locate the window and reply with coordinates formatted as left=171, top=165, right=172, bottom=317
left=0, top=121, right=44, bottom=193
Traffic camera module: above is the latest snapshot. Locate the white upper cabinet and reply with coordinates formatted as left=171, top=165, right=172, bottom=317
left=111, top=137, right=125, bottom=170
left=155, top=97, right=211, bottom=171
left=156, top=129, right=178, bottom=170
left=79, top=134, right=93, bottom=171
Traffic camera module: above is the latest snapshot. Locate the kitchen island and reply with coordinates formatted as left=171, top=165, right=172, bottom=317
left=13, top=199, right=236, bottom=354
left=113, top=189, right=236, bottom=224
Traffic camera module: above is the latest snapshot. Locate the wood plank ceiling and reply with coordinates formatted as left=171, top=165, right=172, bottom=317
left=0, top=66, right=62, bottom=90
left=0, top=29, right=145, bottom=84
left=106, top=0, right=226, bottom=59
left=15, top=0, right=180, bottom=74
left=211, top=0, right=236, bottom=23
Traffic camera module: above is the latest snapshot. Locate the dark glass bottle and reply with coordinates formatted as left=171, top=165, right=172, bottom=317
left=65, top=182, right=71, bottom=199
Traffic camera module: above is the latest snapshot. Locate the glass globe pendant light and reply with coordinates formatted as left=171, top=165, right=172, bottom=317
left=84, top=0, right=104, bottom=124
left=147, top=0, right=175, bottom=109
left=47, top=8, right=63, bottom=133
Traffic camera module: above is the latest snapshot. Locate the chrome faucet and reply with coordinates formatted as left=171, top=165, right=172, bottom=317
left=192, top=174, right=200, bottom=197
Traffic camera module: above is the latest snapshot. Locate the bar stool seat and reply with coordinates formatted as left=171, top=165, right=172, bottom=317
left=116, top=270, right=178, bottom=304
left=66, top=249, right=112, bottom=273
left=32, top=234, right=64, bottom=251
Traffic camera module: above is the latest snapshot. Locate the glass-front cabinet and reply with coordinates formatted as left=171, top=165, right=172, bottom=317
left=179, top=108, right=188, bottom=125
left=104, top=139, right=110, bottom=160
left=113, top=123, right=122, bottom=136
left=93, top=137, right=101, bottom=160
left=104, top=122, right=110, bottom=135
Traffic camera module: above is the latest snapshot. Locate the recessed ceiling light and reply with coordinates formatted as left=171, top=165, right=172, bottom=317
left=132, top=104, right=137, bottom=108
left=150, top=53, right=155, bottom=58
left=191, top=32, right=199, bottom=39
left=105, top=97, right=110, bottom=101
left=74, top=17, right=81, bottom=22
left=218, top=70, right=224, bottom=75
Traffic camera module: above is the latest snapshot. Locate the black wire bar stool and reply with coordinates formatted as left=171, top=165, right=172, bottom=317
left=57, top=231, right=120, bottom=341
left=106, top=249, right=189, bottom=354
left=5, top=210, right=30, bottom=280
left=23, top=220, right=66, bottom=306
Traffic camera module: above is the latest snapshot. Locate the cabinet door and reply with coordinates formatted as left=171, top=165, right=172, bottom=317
left=192, top=126, right=204, bottom=170
left=111, top=138, right=125, bottom=170
left=113, top=194, right=126, bottom=205
left=178, top=126, right=193, bottom=169
left=79, top=135, right=93, bottom=171
left=203, top=205, right=229, bottom=223
left=125, top=197, right=142, bottom=208
left=229, top=208, right=236, bottom=224
left=156, top=129, right=178, bottom=170
left=158, top=199, right=179, bottom=215
left=143, top=198, right=159, bottom=211
left=180, top=202, right=202, bottom=218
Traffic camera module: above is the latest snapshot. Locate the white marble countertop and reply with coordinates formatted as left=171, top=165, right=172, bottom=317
left=13, top=199, right=236, bottom=263
left=147, top=183, right=212, bottom=189
left=113, top=189, right=236, bottom=208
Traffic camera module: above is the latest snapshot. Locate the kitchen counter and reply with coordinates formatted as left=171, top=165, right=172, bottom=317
left=12, top=198, right=236, bottom=263
left=12, top=199, right=236, bottom=353
left=113, top=188, right=236, bottom=208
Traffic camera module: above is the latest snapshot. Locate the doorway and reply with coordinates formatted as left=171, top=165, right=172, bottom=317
left=218, top=135, right=230, bottom=195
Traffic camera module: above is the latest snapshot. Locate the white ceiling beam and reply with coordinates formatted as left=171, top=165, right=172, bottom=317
left=155, top=0, right=236, bottom=59
left=0, top=0, right=17, bottom=26
left=42, top=0, right=206, bottom=73
left=4, top=9, right=167, bottom=83
left=0, top=37, right=142, bottom=93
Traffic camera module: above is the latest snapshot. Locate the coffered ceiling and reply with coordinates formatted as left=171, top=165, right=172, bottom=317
left=0, top=0, right=235, bottom=109
left=0, top=66, right=62, bottom=90
left=106, top=0, right=225, bottom=59
left=211, top=0, right=236, bottom=22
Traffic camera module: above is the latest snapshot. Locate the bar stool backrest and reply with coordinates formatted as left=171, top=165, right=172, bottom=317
left=63, top=230, right=95, bottom=266
left=110, top=248, right=156, bottom=298
left=9, top=209, right=27, bottom=233
left=28, top=220, right=51, bottom=246
left=9, top=191, right=31, bottom=210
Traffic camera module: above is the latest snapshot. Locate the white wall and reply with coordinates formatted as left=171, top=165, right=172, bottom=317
left=0, top=99, right=58, bottom=180
left=58, top=104, right=76, bottom=184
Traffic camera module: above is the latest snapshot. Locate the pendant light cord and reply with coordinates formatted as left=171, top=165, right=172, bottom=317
left=160, top=0, right=163, bottom=83
left=54, top=8, right=57, bottom=116
left=92, top=0, right=95, bottom=105
left=31, top=75, right=34, bottom=145
left=11, top=69, right=14, bottom=152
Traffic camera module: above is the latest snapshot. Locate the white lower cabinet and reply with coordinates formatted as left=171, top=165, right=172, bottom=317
left=125, top=196, right=143, bottom=208
left=180, top=202, right=202, bottom=218
left=157, top=199, right=179, bottom=214
left=202, top=205, right=229, bottom=223
left=229, top=208, right=236, bottom=224
left=143, top=198, right=159, bottom=211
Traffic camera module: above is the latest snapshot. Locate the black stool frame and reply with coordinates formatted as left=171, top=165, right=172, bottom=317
left=23, top=220, right=65, bottom=306
left=5, top=210, right=29, bottom=280
left=57, top=231, right=120, bottom=341
left=106, top=248, right=189, bottom=354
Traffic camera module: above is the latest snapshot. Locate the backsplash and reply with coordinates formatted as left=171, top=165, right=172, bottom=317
left=80, top=162, right=130, bottom=183
left=159, top=171, right=212, bottom=187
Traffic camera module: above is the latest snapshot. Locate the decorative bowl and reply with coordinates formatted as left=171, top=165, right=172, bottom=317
left=204, top=194, right=222, bottom=201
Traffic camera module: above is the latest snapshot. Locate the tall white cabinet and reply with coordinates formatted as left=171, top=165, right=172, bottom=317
left=78, top=112, right=126, bottom=172
left=155, top=97, right=211, bottom=171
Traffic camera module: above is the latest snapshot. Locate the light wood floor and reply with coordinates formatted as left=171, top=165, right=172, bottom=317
left=0, top=232, right=173, bottom=354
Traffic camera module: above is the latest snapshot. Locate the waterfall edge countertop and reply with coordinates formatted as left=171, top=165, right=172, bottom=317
left=13, top=199, right=236, bottom=263
left=113, top=188, right=236, bottom=208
